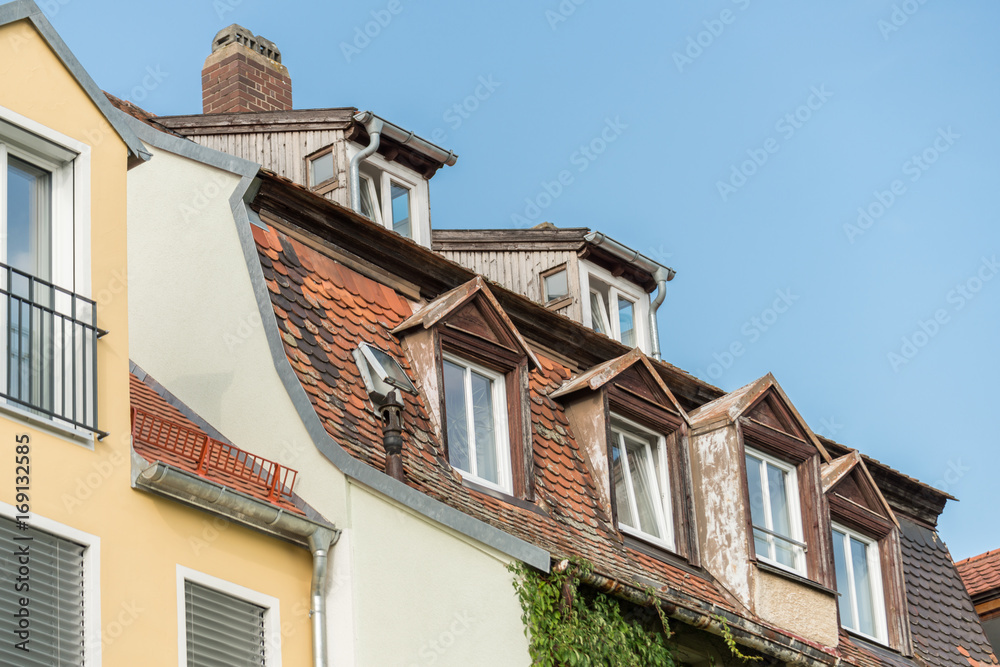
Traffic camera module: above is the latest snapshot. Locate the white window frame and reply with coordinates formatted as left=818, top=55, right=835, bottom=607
left=0, top=105, right=91, bottom=298
left=0, top=501, right=101, bottom=664
left=358, top=172, right=383, bottom=227
left=610, top=415, right=675, bottom=551
left=831, top=523, right=888, bottom=644
left=579, top=261, right=649, bottom=352
left=346, top=142, right=430, bottom=248
left=177, top=565, right=283, bottom=667
left=442, top=353, right=512, bottom=494
left=745, top=447, right=807, bottom=575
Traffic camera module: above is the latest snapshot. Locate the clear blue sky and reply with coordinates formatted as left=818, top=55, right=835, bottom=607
left=48, top=0, right=998, bottom=559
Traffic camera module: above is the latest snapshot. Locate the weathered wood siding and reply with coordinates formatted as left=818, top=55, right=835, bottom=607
left=437, top=248, right=582, bottom=321
left=186, top=130, right=349, bottom=206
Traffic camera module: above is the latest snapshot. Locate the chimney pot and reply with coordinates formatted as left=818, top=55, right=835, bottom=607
left=202, top=24, right=291, bottom=114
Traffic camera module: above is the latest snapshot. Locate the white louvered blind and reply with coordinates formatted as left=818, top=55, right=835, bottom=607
left=185, top=581, right=266, bottom=666
left=0, top=515, right=86, bottom=666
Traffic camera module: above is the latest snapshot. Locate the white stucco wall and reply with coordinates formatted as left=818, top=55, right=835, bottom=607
left=126, top=141, right=533, bottom=665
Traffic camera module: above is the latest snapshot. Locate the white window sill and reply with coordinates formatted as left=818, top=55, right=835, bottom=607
left=0, top=401, right=96, bottom=449
left=620, top=524, right=675, bottom=554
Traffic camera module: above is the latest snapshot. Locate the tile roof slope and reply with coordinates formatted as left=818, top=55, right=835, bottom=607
left=956, top=549, right=1000, bottom=599
left=129, top=373, right=303, bottom=514
left=899, top=518, right=998, bottom=667
left=252, top=222, right=735, bottom=614
left=838, top=632, right=920, bottom=667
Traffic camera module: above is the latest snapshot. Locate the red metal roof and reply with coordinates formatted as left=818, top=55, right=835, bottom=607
left=956, top=549, right=1000, bottom=599
left=129, top=373, right=303, bottom=514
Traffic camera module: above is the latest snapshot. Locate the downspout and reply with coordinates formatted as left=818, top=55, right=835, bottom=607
left=349, top=112, right=383, bottom=214
left=308, top=529, right=340, bottom=667
left=648, top=269, right=674, bottom=361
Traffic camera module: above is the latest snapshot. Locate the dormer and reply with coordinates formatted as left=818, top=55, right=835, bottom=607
left=550, top=348, right=695, bottom=561
left=433, top=225, right=676, bottom=357
left=822, top=451, right=912, bottom=652
left=394, top=277, right=537, bottom=498
left=687, top=374, right=841, bottom=647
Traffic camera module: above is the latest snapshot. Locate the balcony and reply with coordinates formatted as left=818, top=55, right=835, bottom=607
left=0, top=262, right=105, bottom=436
left=131, top=407, right=299, bottom=507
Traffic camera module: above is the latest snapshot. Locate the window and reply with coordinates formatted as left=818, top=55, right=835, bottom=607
left=0, top=507, right=100, bottom=665
left=443, top=355, right=511, bottom=492
left=745, top=448, right=806, bottom=574
left=308, top=151, right=335, bottom=189
left=580, top=263, right=646, bottom=350
left=831, top=524, right=887, bottom=642
left=347, top=142, right=430, bottom=247
left=610, top=417, right=674, bottom=550
left=1, top=111, right=99, bottom=435
left=542, top=267, right=569, bottom=303
left=178, top=566, right=282, bottom=667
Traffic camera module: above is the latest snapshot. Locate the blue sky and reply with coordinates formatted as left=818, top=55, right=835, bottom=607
left=48, top=0, right=998, bottom=559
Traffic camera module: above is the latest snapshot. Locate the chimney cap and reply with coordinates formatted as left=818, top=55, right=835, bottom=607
left=211, top=24, right=281, bottom=63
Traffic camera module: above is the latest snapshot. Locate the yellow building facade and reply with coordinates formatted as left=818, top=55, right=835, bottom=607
left=0, top=4, right=316, bottom=665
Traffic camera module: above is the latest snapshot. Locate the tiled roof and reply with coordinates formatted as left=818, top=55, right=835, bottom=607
left=252, top=223, right=734, bottom=615
left=838, top=631, right=920, bottom=667
left=104, top=92, right=184, bottom=137
left=899, top=518, right=998, bottom=666
left=129, top=373, right=303, bottom=514
left=957, top=550, right=1000, bottom=600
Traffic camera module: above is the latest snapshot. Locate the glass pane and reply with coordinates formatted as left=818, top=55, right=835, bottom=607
left=443, top=361, right=470, bottom=474
left=544, top=270, right=568, bottom=301
left=626, top=436, right=662, bottom=538
left=391, top=182, right=411, bottom=238
left=832, top=530, right=856, bottom=630
left=589, top=291, right=607, bottom=334
left=471, top=370, right=498, bottom=484
left=745, top=455, right=766, bottom=526
left=851, top=537, right=877, bottom=636
left=310, top=152, right=334, bottom=187
left=766, top=462, right=796, bottom=567
left=359, top=175, right=377, bottom=220
left=611, top=436, right=636, bottom=529
left=7, top=156, right=51, bottom=280
left=618, top=297, right=635, bottom=347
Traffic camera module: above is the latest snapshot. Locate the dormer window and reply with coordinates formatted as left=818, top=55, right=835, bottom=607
left=347, top=142, right=430, bottom=247
left=745, top=448, right=806, bottom=574
left=611, top=417, right=674, bottom=550
left=580, top=261, right=647, bottom=350
left=443, top=354, right=511, bottom=493
left=831, top=524, right=887, bottom=642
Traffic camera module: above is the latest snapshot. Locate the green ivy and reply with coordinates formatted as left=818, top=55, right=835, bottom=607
left=712, top=615, right=762, bottom=663
left=508, top=561, right=678, bottom=667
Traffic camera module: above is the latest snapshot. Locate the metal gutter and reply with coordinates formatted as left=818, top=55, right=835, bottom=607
left=583, top=231, right=676, bottom=361
left=134, top=462, right=340, bottom=667
left=352, top=111, right=458, bottom=167
left=554, top=560, right=840, bottom=666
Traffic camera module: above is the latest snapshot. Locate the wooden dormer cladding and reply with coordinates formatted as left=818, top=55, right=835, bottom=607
left=394, top=277, right=537, bottom=499
left=549, top=349, right=697, bottom=562
left=822, top=453, right=912, bottom=653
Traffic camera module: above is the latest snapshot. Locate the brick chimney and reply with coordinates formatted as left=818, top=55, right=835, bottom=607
left=202, top=24, right=292, bottom=114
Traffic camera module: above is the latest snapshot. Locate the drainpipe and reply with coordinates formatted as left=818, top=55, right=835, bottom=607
left=583, top=232, right=676, bottom=360
left=349, top=113, right=383, bottom=214
left=134, top=463, right=340, bottom=667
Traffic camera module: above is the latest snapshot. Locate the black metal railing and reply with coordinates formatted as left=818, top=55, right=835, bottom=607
left=1, top=263, right=107, bottom=437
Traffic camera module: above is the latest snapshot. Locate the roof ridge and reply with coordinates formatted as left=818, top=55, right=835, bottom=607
left=956, top=547, right=1000, bottom=567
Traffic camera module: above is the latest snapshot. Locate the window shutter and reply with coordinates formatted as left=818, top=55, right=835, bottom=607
left=185, top=581, right=266, bottom=666
left=0, top=516, right=85, bottom=666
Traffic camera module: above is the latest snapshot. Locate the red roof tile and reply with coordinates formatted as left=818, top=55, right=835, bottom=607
left=252, top=225, right=738, bottom=615
left=957, top=549, right=1000, bottom=599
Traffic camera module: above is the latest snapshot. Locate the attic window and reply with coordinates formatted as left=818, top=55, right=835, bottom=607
left=542, top=266, right=569, bottom=303
left=831, top=524, right=887, bottom=642
left=348, top=142, right=430, bottom=247
left=611, top=416, right=674, bottom=550
left=745, top=448, right=806, bottom=575
left=580, top=262, right=647, bottom=350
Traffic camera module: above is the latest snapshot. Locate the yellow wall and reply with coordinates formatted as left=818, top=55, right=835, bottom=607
left=0, top=18, right=314, bottom=665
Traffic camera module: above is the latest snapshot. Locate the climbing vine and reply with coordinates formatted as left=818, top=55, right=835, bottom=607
left=508, top=560, right=678, bottom=667
left=712, top=615, right=762, bottom=663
